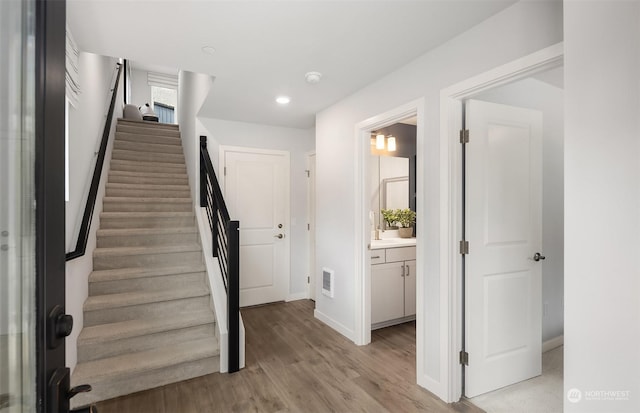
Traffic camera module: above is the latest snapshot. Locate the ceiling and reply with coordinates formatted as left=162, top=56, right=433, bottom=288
left=68, top=0, right=517, bottom=129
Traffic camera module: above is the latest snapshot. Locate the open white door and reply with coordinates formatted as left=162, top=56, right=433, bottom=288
left=464, top=99, right=543, bottom=397
left=221, top=146, right=290, bottom=307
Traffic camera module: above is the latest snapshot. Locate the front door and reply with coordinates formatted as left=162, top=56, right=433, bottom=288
left=221, top=146, right=290, bottom=307
left=2, top=0, right=69, bottom=412
left=464, top=99, right=543, bottom=397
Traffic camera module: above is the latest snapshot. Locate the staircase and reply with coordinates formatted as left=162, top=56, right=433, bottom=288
left=71, top=119, right=219, bottom=407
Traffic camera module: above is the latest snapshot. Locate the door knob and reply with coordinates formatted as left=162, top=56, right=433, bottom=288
left=533, top=252, right=546, bottom=262
left=274, top=234, right=284, bottom=239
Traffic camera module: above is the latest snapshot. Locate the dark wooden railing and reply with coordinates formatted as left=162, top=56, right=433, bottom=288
left=66, top=62, right=123, bottom=261
left=199, top=136, right=240, bottom=373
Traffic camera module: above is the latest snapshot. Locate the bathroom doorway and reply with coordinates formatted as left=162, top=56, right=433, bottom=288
left=353, top=98, right=424, bottom=363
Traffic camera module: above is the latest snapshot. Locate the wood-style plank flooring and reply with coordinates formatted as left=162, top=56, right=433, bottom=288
left=95, top=300, right=483, bottom=413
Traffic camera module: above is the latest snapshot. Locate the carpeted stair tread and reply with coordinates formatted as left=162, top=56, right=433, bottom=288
left=108, top=170, right=188, bottom=179
left=72, top=338, right=218, bottom=385
left=84, top=287, right=209, bottom=311
left=89, top=264, right=206, bottom=283
left=103, top=196, right=192, bottom=204
left=93, top=243, right=201, bottom=257
left=78, top=311, right=214, bottom=345
left=97, top=227, right=197, bottom=237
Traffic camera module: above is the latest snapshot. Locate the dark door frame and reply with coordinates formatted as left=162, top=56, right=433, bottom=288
left=34, top=0, right=68, bottom=411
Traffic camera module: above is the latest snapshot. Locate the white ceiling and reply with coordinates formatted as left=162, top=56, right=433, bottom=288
left=68, top=0, right=517, bottom=129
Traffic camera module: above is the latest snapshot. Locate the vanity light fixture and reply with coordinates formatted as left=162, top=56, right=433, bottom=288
left=376, top=134, right=385, bottom=150
left=387, top=136, right=397, bottom=152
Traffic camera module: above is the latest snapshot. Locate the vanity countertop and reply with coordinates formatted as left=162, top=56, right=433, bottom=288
left=369, top=238, right=416, bottom=250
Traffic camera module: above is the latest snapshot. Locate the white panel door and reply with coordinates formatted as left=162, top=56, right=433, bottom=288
left=465, top=100, right=543, bottom=397
left=222, top=147, right=289, bottom=307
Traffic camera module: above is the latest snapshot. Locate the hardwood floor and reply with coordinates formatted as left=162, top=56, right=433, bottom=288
left=95, top=300, right=483, bottom=412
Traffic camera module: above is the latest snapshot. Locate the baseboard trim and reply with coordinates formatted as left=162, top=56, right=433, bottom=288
left=314, top=309, right=355, bottom=342
left=542, top=335, right=563, bottom=353
left=286, top=292, right=308, bottom=302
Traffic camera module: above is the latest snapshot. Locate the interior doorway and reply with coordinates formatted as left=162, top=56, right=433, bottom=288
left=439, top=43, right=564, bottom=408
left=353, top=98, right=424, bottom=367
left=463, top=68, right=564, bottom=413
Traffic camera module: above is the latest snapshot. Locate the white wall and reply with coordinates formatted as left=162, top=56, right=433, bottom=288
left=315, top=0, right=562, bottom=399
left=129, top=68, right=151, bottom=107
left=198, top=118, right=315, bottom=298
left=474, top=77, right=564, bottom=342
left=564, top=2, right=640, bottom=412
left=65, top=52, right=123, bottom=372
left=177, top=70, right=213, bottom=203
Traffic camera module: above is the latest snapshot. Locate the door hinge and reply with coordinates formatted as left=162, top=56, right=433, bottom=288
left=224, top=167, right=227, bottom=176
left=460, top=129, right=469, bottom=144
left=459, top=350, right=469, bottom=366
left=305, top=169, right=310, bottom=177
left=307, top=276, right=310, bottom=284
left=459, top=240, right=469, bottom=255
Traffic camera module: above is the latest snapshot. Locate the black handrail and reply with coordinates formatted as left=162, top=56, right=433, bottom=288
left=66, top=62, right=123, bottom=261
left=200, top=136, right=240, bottom=373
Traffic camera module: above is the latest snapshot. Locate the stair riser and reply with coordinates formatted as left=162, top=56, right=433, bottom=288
left=116, top=133, right=181, bottom=147
left=102, top=202, right=192, bottom=213
left=114, top=140, right=184, bottom=155
left=106, top=187, right=191, bottom=198
left=116, top=124, right=181, bottom=138
left=89, top=271, right=206, bottom=295
left=99, top=216, right=195, bottom=229
left=84, top=295, right=210, bottom=326
left=94, top=250, right=202, bottom=270
left=78, top=323, right=216, bottom=362
left=108, top=175, right=188, bottom=185
left=71, top=356, right=218, bottom=408
left=97, top=230, right=199, bottom=248
left=112, top=149, right=184, bottom=164
left=109, top=162, right=186, bottom=174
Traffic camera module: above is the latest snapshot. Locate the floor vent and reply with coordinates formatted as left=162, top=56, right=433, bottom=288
left=322, top=268, right=334, bottom=298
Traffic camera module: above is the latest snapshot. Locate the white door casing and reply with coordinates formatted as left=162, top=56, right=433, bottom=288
left=464, top=99, right=543, bottom=397
left=221, top=146, right=290, bottom=307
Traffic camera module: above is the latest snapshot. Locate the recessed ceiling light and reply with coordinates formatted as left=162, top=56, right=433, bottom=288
left=201, top=46, right=216, bottom=55
left=276, top=96, right=290, bottom=105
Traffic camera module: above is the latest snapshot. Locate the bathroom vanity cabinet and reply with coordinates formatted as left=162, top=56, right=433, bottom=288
left=370, top=244, right=416, bottom=329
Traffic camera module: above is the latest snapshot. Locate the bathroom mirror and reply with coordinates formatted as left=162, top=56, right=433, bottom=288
left=370, top=155, right=409, bottom=229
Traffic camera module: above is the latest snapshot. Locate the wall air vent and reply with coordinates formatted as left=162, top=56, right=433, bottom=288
left=322, top=268, right=334, bottom=298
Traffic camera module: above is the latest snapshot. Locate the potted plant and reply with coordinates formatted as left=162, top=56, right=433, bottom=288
left=381, top=209, right=399, bottom=230
left=396, top=208, right=416, bottom=238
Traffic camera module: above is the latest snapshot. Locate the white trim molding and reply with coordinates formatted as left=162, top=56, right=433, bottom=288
left=314, top=309, right=355, bottom=342
left=353, top=98, right=426, bottom=387
left=542, top=335, right=564, bottom=354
